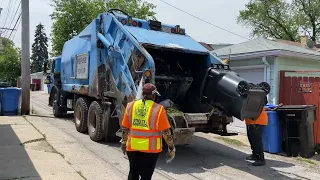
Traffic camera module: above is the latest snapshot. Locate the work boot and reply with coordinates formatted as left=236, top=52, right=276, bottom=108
left=245, top=154, right=257, bottom=161
left=252, top=159, right=266, bottom=166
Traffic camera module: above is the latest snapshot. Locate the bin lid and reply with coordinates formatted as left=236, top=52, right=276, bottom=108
left=0, top=87, right=21, bottom=91
left=276, top=105, right=316, bottom=111
left=265, top=104, right=278, bottom=111
left=265, top=104, right=277, bottom=108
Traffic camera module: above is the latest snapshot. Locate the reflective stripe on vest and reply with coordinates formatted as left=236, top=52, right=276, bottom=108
left=127, top=99, right=162, bottom=152
left=130, top=130, right=162, bottom=137
left=127, top=102, right=134, bottom=126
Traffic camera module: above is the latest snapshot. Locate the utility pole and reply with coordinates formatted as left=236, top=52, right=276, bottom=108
left=21, top=0, right=30, bottom=115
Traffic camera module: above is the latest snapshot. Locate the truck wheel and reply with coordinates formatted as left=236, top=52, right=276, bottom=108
left=48, top=89, right=55, bottom=106
left=88, top=101, right=105, bottom=142
left=74, top=97, right=89, bottom=133
left=53, top=88, right=67, bottom=117
left=103, top=107, right=121, bottom=142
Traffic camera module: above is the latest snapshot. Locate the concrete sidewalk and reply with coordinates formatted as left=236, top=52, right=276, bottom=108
left=0, top=116, right=84, bottom=180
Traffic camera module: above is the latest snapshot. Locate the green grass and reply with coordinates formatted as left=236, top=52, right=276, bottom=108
left=217, top=137, right=246, bottom=146
left=166, top=107, right=183, bottom=115
left=296, top=157, right=317, bottom=166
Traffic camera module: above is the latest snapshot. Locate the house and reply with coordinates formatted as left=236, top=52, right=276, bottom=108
left=17, top=72, right=48, bottom=93
left=212, top=36, right=320, bottom=133
left=207, top=43, right=233, bottom=50
left=199, top=42, right=214, bottom=51
left=199, top=42, right=233, bottom=51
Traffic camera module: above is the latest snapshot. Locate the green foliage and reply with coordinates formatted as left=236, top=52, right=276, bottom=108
left=237, top=0, right=320, bottom=42
left=293, top=0, right=320, bottom=42
left=0, top=38, right=21, bottom=85
left=50, top=0, right=156, bottom=56
left=31, top=23, right=49, bottom=73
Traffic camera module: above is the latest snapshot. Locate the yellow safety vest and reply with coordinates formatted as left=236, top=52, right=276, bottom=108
left=126, top=99, right=163, bottom=153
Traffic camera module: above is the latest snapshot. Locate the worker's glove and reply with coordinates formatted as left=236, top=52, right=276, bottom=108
left=120, top=139, right=127, bottom=155
left=166, top=146, right=176, bottom=163
left=120, top=143, right=127, bottom=155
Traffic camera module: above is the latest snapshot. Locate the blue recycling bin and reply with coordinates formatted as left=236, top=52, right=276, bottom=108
left=0, top=87, right=21, bottom=116
left=263, top=104, right=283, bottom=153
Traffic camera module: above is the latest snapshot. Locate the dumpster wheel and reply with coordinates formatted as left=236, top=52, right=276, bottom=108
left=316, top=145, right=320, bottom=154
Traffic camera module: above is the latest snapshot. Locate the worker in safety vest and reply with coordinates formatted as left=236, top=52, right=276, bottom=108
left=245, top=96, right=268, bottom=166
left=121, top=83, right=176, bottom=180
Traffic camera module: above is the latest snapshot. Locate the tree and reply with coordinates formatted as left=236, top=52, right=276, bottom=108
left=50, top=0, right=156, bottom=56
left=30, top=23, right=49, bottom=73
left=0, top=38, right=21, bottom=85
left=237, top=0, right=320, bottom=42
left=293, top=0, right=320, bottom=42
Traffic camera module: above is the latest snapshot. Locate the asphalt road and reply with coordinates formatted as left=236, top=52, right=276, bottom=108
left=30, top=91, right=320, bottom=180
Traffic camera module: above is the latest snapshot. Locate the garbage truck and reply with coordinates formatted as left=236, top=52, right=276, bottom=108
left=45, top=9, right=270, bottom=145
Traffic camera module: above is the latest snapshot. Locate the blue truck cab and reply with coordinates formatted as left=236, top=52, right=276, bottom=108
left=46, top=9, right=269, bottom=144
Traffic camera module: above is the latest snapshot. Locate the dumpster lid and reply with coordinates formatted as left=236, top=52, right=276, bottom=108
left=277, top=105, right=316, bottom=111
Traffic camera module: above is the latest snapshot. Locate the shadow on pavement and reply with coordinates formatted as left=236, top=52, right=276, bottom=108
left=0, top=124, right=40, bottom=179
left=156, top=135, right=296, bottom=180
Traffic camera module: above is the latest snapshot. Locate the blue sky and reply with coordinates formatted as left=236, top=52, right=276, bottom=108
left=0, top=0, right=251, bottom=53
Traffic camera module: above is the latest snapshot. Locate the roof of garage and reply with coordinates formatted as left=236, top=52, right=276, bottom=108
left=212, top=38, right=320, bottom=60
left=18, top=72, right=45, bottom=79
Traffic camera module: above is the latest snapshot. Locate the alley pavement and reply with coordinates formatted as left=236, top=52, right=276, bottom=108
left=28, top=91, right=320, bottom=180
left=0, top=116, right=83, bottom=180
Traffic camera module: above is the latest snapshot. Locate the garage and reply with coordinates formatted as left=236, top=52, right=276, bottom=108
left=227, top=67, right=265, bottom=134
left=211, top=37, right=320, bottom=135
left=17, top=72, right=47, bottom=92
left=234, top=68, right=265, bottom=84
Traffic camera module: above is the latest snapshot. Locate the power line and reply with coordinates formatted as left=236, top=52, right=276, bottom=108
left=3, top=0, right=19, bottom=37
left=8, top=13, right=21, bottom=39
left=159, top=0, right=275, bottom=53
left=11, top=14, right=21, bottom=42
left=159, top=0, right=250, bottom=40
left=0, top=0, right=13, bottom=33
left=5, top=0, right=20, bottom=36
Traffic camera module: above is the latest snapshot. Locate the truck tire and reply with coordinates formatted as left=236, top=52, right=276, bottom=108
left=48, top=88, right=55, bottom=106
left=53, top=88, right=67, bottom=117
left=88, top=101, right=105, bottom=142
left=49, top=86, right=59, bottom=106
left=74, top=97, right=90, bottom=133
left=103, top=107, right=121, bottom=142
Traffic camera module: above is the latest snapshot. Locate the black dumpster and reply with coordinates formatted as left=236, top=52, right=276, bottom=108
left=30, top=83, right=36, bottom=91
left=200, top=66, right=269, bottom=120
left=276, top=105, right=316, bottom=158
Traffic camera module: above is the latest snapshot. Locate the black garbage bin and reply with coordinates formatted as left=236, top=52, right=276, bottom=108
left=200, top=65, right=269, bottom=120
left=276, top=105, right=316, bottom=158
